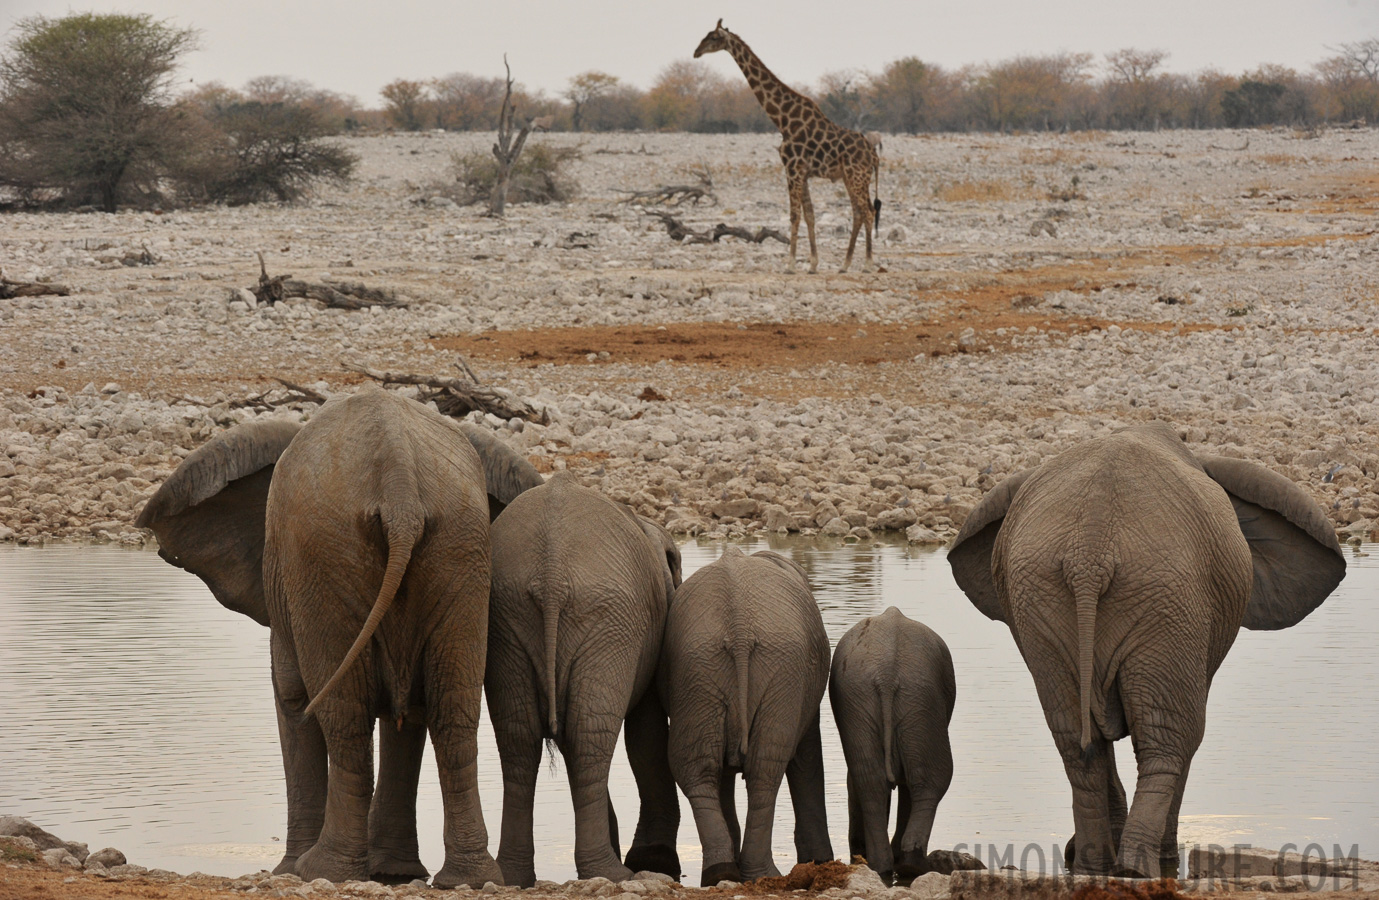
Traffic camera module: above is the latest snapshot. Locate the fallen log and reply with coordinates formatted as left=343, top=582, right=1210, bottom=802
left=1, top=271, right=70, bottom=299
left=645, top=211, right=788, bottom=245
left=344, top=358, right=549, bottom=424
left=251, top=252, right=408, bottom=310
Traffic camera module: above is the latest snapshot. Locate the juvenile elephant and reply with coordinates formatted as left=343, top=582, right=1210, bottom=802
left=658, top=547, right=833, bottom=886
left=485, top=473, right=682, bottom=886
left=135, top=385, right=541, bottom=885
left=947, top=423, right=1345, bottom=878
left=829, top=607, right=955, bottom=885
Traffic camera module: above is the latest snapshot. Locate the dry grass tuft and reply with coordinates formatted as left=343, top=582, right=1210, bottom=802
left=933, top=178, right=1034, bottom=202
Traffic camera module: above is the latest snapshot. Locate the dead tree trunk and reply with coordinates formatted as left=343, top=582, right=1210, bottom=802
left=488, top=55, right=551, bottom=217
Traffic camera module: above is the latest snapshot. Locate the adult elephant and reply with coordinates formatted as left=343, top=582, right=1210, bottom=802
left=829, top=607, right=955, bottom=885
left=947, top=423, right=1345, bottom=878
left=485, top=473, right=682, bottom=887
left=135, top=386, right=542, bottom=884
left=658, top=547, right=833, bottom=886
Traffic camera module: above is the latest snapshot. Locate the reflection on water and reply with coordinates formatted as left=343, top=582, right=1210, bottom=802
left=0, top=540, right=1374, bottom=879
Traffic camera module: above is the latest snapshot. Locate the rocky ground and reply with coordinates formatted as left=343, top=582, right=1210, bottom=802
left=2, top=128, right=1378, bottom=545
left=6, top=817, right=1379, bottom=900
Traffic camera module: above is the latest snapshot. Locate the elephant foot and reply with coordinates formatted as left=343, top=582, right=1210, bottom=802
left=434, top=852, right=504, bottom=890
left=623, top=843, right=682, bottom=881
left=495, top=856, right=537, bottom=889
left=272, top=855, right=300, bottom=877
left=895, top=848, right=929, bottom=883
left=368, top=849, right=429, bottom=885
left=577, top=859, right=632, bottom=884
left=702, top=861, right=742, bottom=887
left=295, top=842, right=369, bottom=884
left=1159, top=855, right=1181, bottom=880
left=741, top=860, right=782, bottom=882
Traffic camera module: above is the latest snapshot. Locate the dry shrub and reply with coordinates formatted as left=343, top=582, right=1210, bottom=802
left=444, top=143, right=579, bottom=206
left=1018, top=148, right=1087, bottom=166
left=1071, top=879, right=1187, bottom=900
left=1255, top=153, right=1302, bottom=166
left=933, top=178, right=1033, bottom=202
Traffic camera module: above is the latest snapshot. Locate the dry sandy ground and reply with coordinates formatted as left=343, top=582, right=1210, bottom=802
left=2, top=128, right=1378, bottom=546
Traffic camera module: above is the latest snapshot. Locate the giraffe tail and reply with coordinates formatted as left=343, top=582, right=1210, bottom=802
left=872, top=150, right=882, bottom=234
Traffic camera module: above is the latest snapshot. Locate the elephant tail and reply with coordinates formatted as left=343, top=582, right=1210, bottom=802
left=304, top=505, right=422, bottom=719
left=730, top=639, right=753, bottom=761
left=878, top=681, right=897, bottom=784
left=1068, top=558, right=1112, bottom=756
left=541, top=593, right=561, bottom=739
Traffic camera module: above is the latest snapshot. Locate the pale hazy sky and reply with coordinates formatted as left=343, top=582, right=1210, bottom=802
left=4, top=1, right=1378, bottom=104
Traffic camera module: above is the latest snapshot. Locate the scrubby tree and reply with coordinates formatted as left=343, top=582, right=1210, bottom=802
left=0, top=12, right=198, bottom=210
left=1104, top=48, right=1172, bottom=129
left=565, top=70, right=619, bottom=131
left=432, top=73, right=506, bottom=130
left=818, top=69, right=871, bottom=129
left=381, top=78, right=427, bottom=130
left=196, top=99, right=356, bottom=204
left=872, top=57, right=933, bottom=133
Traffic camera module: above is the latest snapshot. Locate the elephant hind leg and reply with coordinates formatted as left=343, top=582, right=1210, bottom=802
left=1157, top=760, right=1192, bottom=878
left=425, top=637, right=503, bottom=890
left=1057, top=734, right=1118, bottom=875
left=1116, top=664, right=1205, bottom=878
left=847, top=757, right=893, bottom=881
left=785, top=712, right=833, bottom=865
left=270, top=644, right=328, bottom=877
left=293, top=706, right=375, bottom=884
left=561, top=704, right=633, bottom=883
left=894, top=783, right=941, bottom=884
left=622, top=691, right=682, bottom=880
left=369, top=717, right=429, bottom=883
left=492, top=708, right=542, bottom=888
left=738, top=766, right=787, bottom=881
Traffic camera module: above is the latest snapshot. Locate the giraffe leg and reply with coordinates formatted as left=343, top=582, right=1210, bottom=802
left=842, top=172, right=873, bottom=274
left=785, top=175, right=803, bottom=275
left=801, top=179, right=819, bottom=274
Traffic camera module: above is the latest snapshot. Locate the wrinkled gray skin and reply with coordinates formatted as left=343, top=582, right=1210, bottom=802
left=829, top=607, right=955, bottom=885
left=658, top=547, right=834, bottom=886
left=136, top=386, right=542, bottom=885
left=485, top=473, right=683, bottom=887
left=947, top=423, right=1346, bottom=878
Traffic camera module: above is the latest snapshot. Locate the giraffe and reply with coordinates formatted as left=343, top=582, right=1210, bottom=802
left=695, top=20, right=881, bottom=275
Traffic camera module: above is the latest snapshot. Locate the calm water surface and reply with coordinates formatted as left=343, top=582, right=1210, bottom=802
left=0, top=539, right=1374, bottom=879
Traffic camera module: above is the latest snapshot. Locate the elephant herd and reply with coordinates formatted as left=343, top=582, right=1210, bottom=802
left=135, top=385, right=1347, bottom=888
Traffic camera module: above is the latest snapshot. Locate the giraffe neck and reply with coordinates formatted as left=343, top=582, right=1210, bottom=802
left=722, top=33, right=807, bottom=134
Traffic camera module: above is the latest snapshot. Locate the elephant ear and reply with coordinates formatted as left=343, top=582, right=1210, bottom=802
left=458, top=423, right=545, bottom=522
left=1198, top=455, right=1346, bottom=630
left=947, top=468, right=1036, bottom=624
left=134, top=418, right=302, bottom=626
left=639, top=516, right=682, bottom=594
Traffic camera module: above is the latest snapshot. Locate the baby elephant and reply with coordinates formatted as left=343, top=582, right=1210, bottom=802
left=658, top=547, right=834, bottom=886
left=830, top=608, right=955, bottom=885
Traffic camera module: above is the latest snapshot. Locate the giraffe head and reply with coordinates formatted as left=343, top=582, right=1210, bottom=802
left=693, top=19, right=730, bottom=58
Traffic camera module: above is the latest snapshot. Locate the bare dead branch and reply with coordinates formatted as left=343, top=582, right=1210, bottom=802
left=487, top=55, right=551, bottom=217
left=619, top=166, right=716, bottom=206
left=250, top=255, right=408, bottom=309
left=1207, top=138, right=1250, bottom=151
left=344, top=361, right=549, bottom=424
